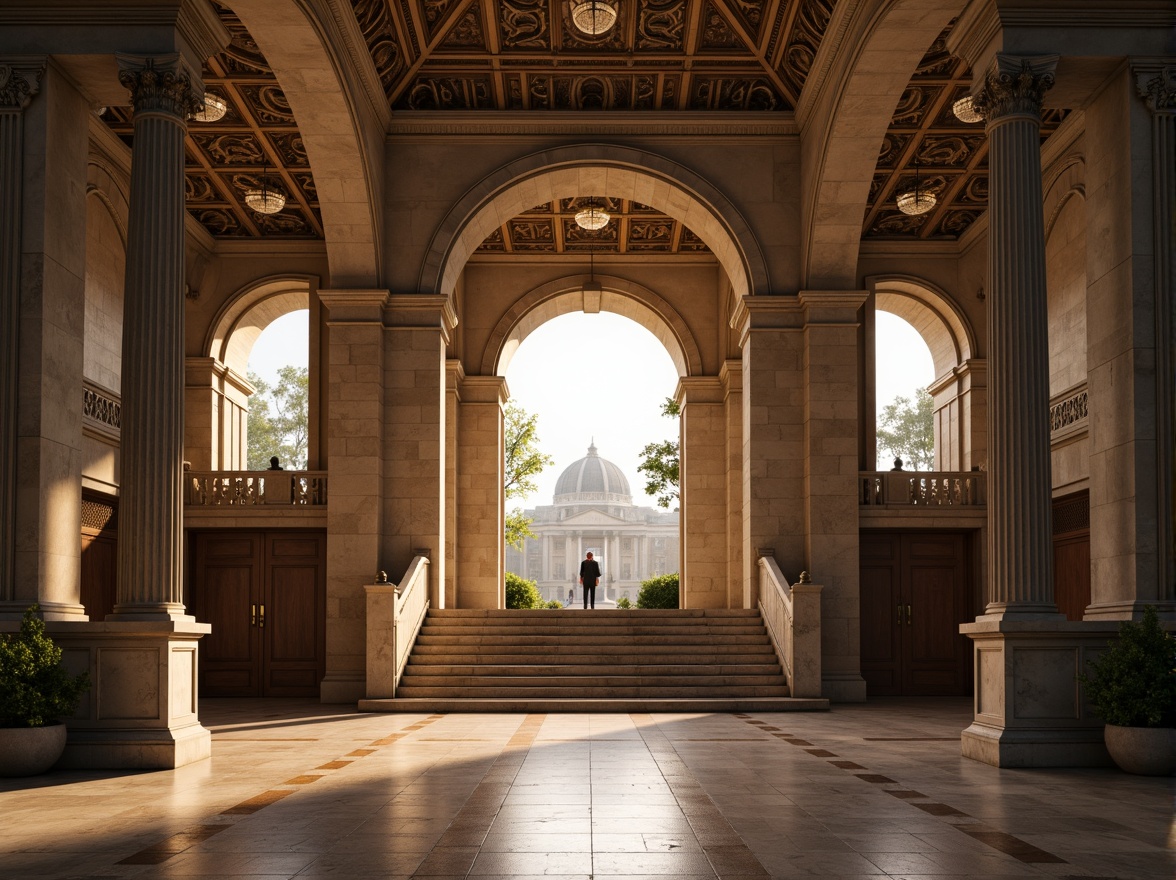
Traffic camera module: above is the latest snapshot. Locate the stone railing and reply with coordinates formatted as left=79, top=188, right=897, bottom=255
left=364, top=556, right=431, bottom=699
left=860, top=471, right=986, bottom=507
left=757, top=554, right=822, bottom=698
left=185, top=471, right=328, bottom=507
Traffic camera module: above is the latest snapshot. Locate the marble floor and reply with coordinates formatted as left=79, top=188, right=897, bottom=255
left=1, top=698, right=1172, bottom=879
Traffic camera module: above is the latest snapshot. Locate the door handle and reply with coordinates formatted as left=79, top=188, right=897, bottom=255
left=906, top=604, right=912, bottom=625
left=259, top=604, right=265, bottom=628
left=897, top=604, right=902, bottom=626
left=251, top=604, right=257, bottom=626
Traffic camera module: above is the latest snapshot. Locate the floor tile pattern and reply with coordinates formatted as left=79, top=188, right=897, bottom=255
left=1, top=698, right=1171, bottom=879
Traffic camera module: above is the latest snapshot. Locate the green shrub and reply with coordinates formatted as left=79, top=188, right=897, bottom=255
left=0, top=607, right=90, bottom=728
left=615, top=597, right=632, bottom=609
left=505, top=572, right=544, bottom=610
left=1080, top=606, right=1176, bottom=728
left=637, top=573, right=679, bottom=609
left=543, top=600, right=563, bottom=609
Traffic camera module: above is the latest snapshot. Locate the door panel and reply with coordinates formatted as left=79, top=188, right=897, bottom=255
left=1053, top=491, right=1091, bottom=621
left=263, top=532, right=325, bottom=696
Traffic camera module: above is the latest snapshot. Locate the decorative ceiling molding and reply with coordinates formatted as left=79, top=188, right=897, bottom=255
left=387, top=109, right=797, bottom=135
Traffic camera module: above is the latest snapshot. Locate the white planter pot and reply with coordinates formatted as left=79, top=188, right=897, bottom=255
left=1104, top=724, right=1176, bottom=776
left=0, top=724, right=68, bottom=777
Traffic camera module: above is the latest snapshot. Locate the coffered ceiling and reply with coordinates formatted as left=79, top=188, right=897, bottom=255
left=97, top=1, right=1068, bottom=248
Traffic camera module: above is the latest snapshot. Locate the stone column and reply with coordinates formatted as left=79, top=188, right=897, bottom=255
left=384, top=295, right=453, bottom=609
left=111, top=54, right=203, bottom=621
left=721, top=361, right=744, bottom=610
left=971, top=54, right=1062, bottom=620
left=0, top=61, right=42, bottom=611
left=801, top=290, right=868, bottom=702
left=678, top=376, right=728, bottom=608
left=320, top=288, right=386, bottom=702
left=735, top=297, right=806, bottom=608
left=457, top=375, right=507, bottom=609
left=1135, top=66, right=1176, bottom=609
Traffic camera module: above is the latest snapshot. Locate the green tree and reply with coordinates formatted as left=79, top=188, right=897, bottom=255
left=876, top=388, right=934, bottom=471
left=247, top=366, right=309, bottom=470
left=504, top=401, right=553, bottom=550
left=637, top=397, right=680, bottom=509
left=636, top=573, right=680, bottom=609
left=505, top=571, right=546, bottom=609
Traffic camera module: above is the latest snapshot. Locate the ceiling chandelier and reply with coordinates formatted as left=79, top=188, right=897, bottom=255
left=192, top=93, right=227, bottom=123
left=243, top=170, right=286, bottom=215
left=951, top=95, right=982, bottom=124
left=574, top=199, right=610, bottom=230
left=568, top=0, right=618, bottom=36
left=895, top=156, right=936, bottom=216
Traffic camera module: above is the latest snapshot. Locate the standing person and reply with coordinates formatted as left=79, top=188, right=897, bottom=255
left=579, top=551, right=601, bottom=610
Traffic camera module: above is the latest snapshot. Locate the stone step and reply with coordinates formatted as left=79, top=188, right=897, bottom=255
left=418, top=624, right=768, bottom=637
left=398, top=672, right=787, bottom=688
left=408, top=653, right=778, bottom=666
left=416, top=633, right=772, bottom=647
left=360, top=696, right=829, bottom=713
left=392, top=684, right=791, bottom=699
left=427, top=609, right=762, bottom=619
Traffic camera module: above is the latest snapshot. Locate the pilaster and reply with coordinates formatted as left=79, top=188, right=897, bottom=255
left=457, top=374, right=507, bottom=609
left=800, top=289, right=869, bottom=702
left=320, top=287, right=387, bottom=702
left=444, top=359, right=463, bottom=609
left=720, top=360, right=743, bottom=610
left=676, top=376, right=727, bottom=608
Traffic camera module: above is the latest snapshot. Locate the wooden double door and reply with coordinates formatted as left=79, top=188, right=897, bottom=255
left=190, top=531, right=326, bottom=697
left=860, top=531, right=974, bottom=696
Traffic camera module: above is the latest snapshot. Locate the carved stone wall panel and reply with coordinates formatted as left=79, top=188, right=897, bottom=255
left=398, top=76, right=493, bottom=109
left=636, top=0, right=687, bottom=51
left=190, top=133, right=267, bottom=166
left=437, top=3, right=488, bottom=51
left=916, top=135, right=983, bottom=168
left=777, top=0, right=833, bottom=97
left=627, top=219, right=675, bottom=249
left=563, top=219, right=619, bottom=249
left=500, top=0, right=550, bottom=50
left=423, top=0, right=463, bottom=42
left=254, top=209, right=317, bottom=237
left=267, top=133, right=309, bottom=166
left=477, top=228, right=506, bottom=251
left=912, top=26, right=955, bottom=79
left=184, top=175, right=220, bottom=203
left=689, top=77, right=780, bottom=110
left=194, top=209, right=250, bottom=237
left=700, top=2, right=745, bottom=51
left=678, top=228, right=711, bottom=252
left=876, top=133, right=911, bottom=169
left=351, top=0, right=407, bottom=96
left=958, top=174, right=988, bottom=205
left=935, top=210, right=982, bottom=237
left=508, top=219, right=555, bottom=250
left=239, top=85, right=296, bottom=125
left=726, top=0, right=767, bottom=40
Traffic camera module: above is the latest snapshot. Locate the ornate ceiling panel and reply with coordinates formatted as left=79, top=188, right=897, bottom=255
left=475, top=198, right=713, bottom=255
left=862, top=23, right=1067, bottom=241
left=99, top=1, right=323, bottom=240
left=350, top=0, right=839, bottom=111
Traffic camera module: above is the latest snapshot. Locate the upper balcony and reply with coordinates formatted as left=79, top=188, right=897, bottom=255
left=184, top=470, right=328, bottom=529
left=859, top=470, right=986, bottom=530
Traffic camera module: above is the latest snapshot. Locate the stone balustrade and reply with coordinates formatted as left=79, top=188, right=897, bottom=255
left=757, top=554, right=824, bottom=700
left=364, top=556, right=431, bottom=699
left=860, top=470, right=986, bottom=507
left=185, top=470, right=328, bottom=507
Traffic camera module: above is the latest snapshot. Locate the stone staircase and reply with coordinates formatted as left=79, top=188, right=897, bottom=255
left=358, top=608, right=829, bottom=712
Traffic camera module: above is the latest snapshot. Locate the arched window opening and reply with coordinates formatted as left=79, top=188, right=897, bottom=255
left=502, top=311, right=680, bottom=607
left=245, top=310, right=309, bottom=470
left=874, top=312, right=935, bottom=471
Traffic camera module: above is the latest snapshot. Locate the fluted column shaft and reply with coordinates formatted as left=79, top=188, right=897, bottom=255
left=113, top=55, right=202, bottom=619
left=974, top=55, right=1061, bottom=617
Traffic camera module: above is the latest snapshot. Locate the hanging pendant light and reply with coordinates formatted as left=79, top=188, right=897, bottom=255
left=192, top=93, right=227, bottom=122
left=952, top=95, right=982, bottom=123
left=896, top=156, right=936, bottom=216
left=243, top=169, right=286, bottom=215
left=568, top=0, right=618, bottom=36
left=574, top=198, right=610, bottom=230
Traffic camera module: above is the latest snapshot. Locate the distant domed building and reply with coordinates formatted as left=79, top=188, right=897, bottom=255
left=506, top=443, right=679, bottom=605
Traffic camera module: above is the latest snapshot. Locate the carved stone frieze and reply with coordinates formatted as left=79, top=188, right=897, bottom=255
left=0, top=62, right=43, bottom=110
left=255, top=210, right=315, bottom=236
left=627, top=219, right=674, bottom=248
left=891, top=86, right=935, bottom=127
left=936, top=210, right=981, bottom=237
left=871, top=210, right=928, bottom=236
left=239, top=85, right=295, bottom=125
left=478, top=228, right=506, bottom=251
left=1050, top=388, right=1089, bottom=433
left=678, top=228, right=710, bottom=251
left=916, top=135, right=983, bottom=167
left=563, top=219, right=618, bottom=248
left=700, top=2, right=744, bottom=50
left=399, top=76, right=493, bottom=110
left=1137, top=65, right=1176, bottom=113
left=500, top=0, right=550, bottom=50
left=509, top=219, right=555, bottom=250
left=351, top=0, right=406, bottom=96
left=83, top=386, right=122, bottom=431
left=194, top=208, right=248, bottom=236
left=117, top=55, right=204, bottom=119
left=636, top=0, right=686, bottom=51
left=972, top=55, right=1057, bottom=122
left=726, top=0, right=766, bottom=38
left=185, top=175, right=220, bottom=203
left=959, top=174, right=988, bottom=204
left=439, top=3, right=487, bottom=50
left=268, top=133, right=309, bottom=166
left=876, top=133, right=911, bottom=168
left=190, top=132, right=266, bottom=164
left=777, top=0, right=833, bottom=96
left=689, top=77, right=779, bottom=111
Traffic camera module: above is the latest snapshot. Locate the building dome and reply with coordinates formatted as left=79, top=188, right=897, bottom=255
left=553, top=442, right=632, bottom=505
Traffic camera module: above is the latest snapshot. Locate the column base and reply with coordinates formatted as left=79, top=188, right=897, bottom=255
left=961, top=617, right=1120, bottom=768
left=321, top=670, right=365, bottom=703
left=822, top=671, right=868, bottom=702
left=961, top=720, right=1110, bottom=768
left=31, top=619, right=212, bottom=770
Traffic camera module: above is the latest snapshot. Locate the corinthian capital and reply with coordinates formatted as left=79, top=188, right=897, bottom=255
left=116, top=53, right=204, bottom=120
left=0, top=62, right=44, bottom=110
left=1136, top=65, right=1176, bottom=113
left=972, top=55, right=1059, bottom=123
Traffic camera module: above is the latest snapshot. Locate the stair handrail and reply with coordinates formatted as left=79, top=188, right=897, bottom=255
left=364, top=556, right=430, bottom=699
left=757, top=553, right=822, bottom=698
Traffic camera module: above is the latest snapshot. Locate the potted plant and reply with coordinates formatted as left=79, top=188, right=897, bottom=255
left=0, top=606, right=90, bottom=776
left=1080, top=605, right=1176, bottom=776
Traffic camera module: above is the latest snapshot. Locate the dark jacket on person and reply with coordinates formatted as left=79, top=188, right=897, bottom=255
left=579, top=559, right=601, bottom=586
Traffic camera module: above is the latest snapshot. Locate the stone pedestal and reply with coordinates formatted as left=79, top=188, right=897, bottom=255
left=960, top=619, right=1116, bottom=767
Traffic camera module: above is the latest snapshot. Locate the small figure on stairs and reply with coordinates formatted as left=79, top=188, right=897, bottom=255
left=579, top=551, right=601, bottom=610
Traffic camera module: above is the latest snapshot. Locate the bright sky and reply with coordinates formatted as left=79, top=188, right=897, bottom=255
left=247, top=307, right=934, bottom=501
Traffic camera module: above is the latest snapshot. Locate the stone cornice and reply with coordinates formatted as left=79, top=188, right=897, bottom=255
left=730, top=294, right=805, bottom=335
left=176, top=0, right=231, bottom=68
left=0, top=60, right=43, bottom=110
left=674, top=376, right=724, bottom=407
left=387, top=111, right=798, bottom=139
left=799, top=289, right=869, bottom=324
left=319, top=287, right=388, bottom=324
left=973, top=55, right=1059, bottom=123
left=459, top=375, right=509, bottom=405
left=384, top=293, right=458, bottom=333
left=719, top=359, right=742, bottom=394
